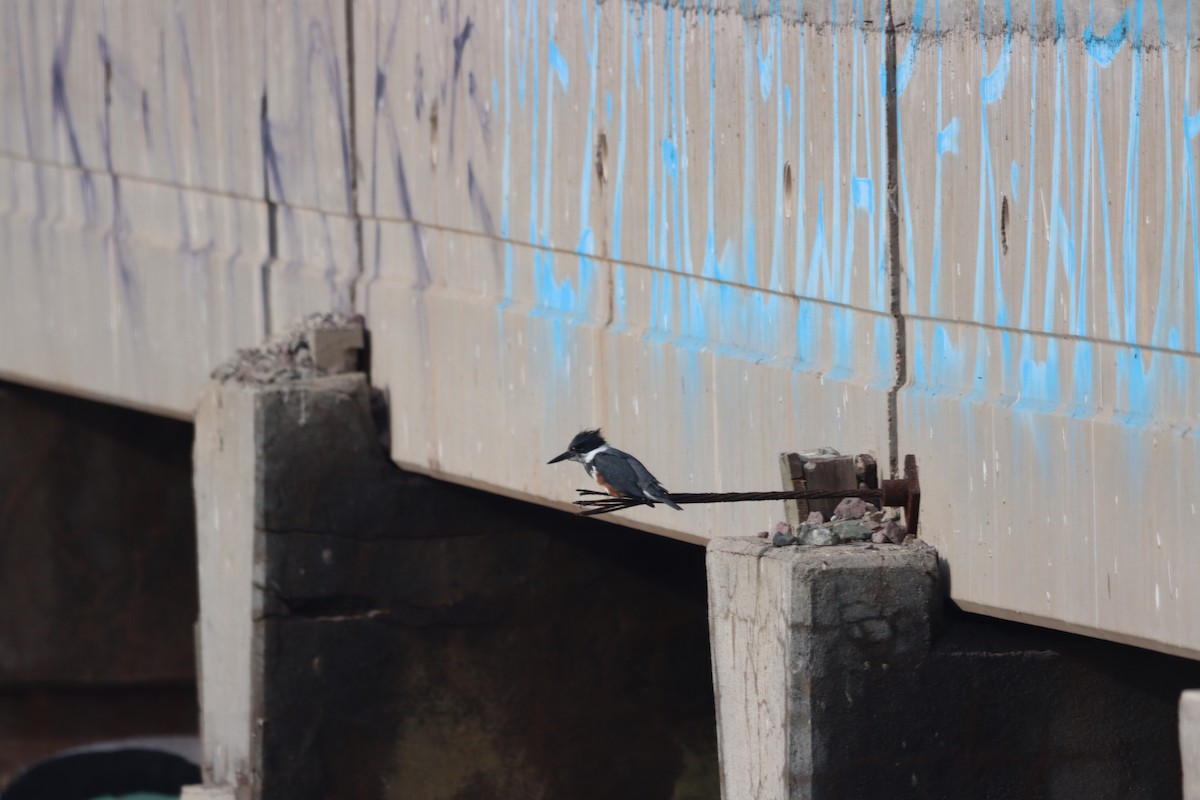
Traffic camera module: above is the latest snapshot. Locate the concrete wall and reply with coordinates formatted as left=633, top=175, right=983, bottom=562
left=1, top=0, right=1198, bottom=658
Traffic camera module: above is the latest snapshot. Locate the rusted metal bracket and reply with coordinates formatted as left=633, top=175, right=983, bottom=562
left=878, top=454, right=920, bottom=534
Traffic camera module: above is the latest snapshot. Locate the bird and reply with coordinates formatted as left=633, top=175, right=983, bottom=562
left=547, top=429, right=682, bottom=510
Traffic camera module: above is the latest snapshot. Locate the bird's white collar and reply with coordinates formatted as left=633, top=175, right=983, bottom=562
left=583, top=444, right=609, bottom=463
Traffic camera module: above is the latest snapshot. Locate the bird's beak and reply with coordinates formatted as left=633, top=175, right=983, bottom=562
left=547, top=451, right=573, bottom=464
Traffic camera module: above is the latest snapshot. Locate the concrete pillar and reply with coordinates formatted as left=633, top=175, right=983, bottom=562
left=1184, top=691, right=1200, bottom=800
left=193, top=380, right=259, bottom=798
left=706, top=538, right=941, bottom=799
left=193, top=373, right=373, bottom=798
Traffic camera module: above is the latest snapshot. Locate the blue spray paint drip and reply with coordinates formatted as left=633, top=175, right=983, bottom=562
left=1083, top=9, right=1129, bottom=67
left=1186, top=111, right=1200, bottom=140
left=703, top=0, right=718, bottom=279
left=1010, top=159, right=1019, bottom=194
left=606, top=91, right=613, bottom=120
left=909, top=322, right=966, bottom=397
left=873, top=316, right=893, bottom=388
left=548, top=41, right=569, bottom=90
left=852, top=177, right=874, bottom=212
left=979, top=44, right=1011, bottom=102
left=826, top=306, right=855, bottom=381
left=532, top=251, right=589, bottom=366
left=633, top=2, right=644, bottom=86
left=1118, top=347, right=1153, bottom=425
left=1015, top=336, right=1061, bottom=413
left=895, top=0, right=925, bottom=96
left=498, top=1, right=517, bottom=317
left=980, top=0, right=1013, bottom=104
left=784, top=84, right=792, bottom=121
left=674, top=4, right=693, bottom=276
left=795, top=303, right=817, bottom=370
left=768, top=6, right=785, bottom=290
left=936, top=117, right=960, bottom=155
left=927, top=1, right=946, bottom=319
left=935, top=325, right=968, bottom=396
left=1067, top=342, right=1095, bottom=418
left=611, top=3, right=630, bottom=260
left=1119, top=0, right=1145, bottom=345
left=741, top=15, right=758, bottom=287
left=805, top=183, right=828, bottom=298
left=756, top=0, right=776, bottom=100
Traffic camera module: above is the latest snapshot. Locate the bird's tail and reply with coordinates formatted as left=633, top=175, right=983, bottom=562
left=646, top=487, right=683, bottom=511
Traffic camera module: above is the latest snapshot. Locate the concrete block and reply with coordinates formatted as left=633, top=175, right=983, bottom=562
left=1185, top=691, right=1200, bottom=800
left=706, top=538, right=940, bottom=799
left=308, top=325, right=364, bottom=373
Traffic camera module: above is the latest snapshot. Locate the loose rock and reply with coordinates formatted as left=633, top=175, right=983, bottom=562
left=881, top=519, right=906, bottom=544
left=830, top=519, right=875, bottom=542
left=832, top=496, right=869, bottom=520
left=808, top=527, right=839, bottom=546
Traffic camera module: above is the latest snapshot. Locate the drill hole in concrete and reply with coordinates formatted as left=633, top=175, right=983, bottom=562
left=783, top=161, right=793, bottom=218
left=595, top=131, right=609, bottom=186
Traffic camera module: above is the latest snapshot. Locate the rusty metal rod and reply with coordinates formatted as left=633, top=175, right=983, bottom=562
left=573, top=487, right=885, bottom=517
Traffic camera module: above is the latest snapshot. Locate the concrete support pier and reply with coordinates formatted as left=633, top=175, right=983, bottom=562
left=706, top=538, right=941, bottom=799
left=189, top=328, right=719, bottom=799
left=707, top=537, right=1200, bottom=799
left=193, top=372, right=375, bottom=799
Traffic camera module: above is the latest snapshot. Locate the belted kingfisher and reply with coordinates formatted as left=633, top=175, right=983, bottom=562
left=547, top=429, right=683, bottom=510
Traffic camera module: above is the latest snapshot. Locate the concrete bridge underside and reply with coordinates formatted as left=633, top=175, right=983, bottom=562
left=1, top=0, right=1198, bottom=660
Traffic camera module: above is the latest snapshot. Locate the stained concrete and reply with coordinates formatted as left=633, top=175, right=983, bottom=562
left=707, top=538, right=941, bottom=799
left=3, top=0, right=1200, bottom=661
left=707, top=536, right=1200, bottom=799
left=194, top=372, right=718, bottom=800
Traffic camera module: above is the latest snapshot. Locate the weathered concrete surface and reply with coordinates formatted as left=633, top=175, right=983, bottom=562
left=194, top=371, right=717, bottom=799
left=0, top=381, right=198, bottom=787
left=3, top=0, right=1200, bottom=659
left=707, top=538, right=940, bottom=799
left=357, top=0, right=894, bottom=543
left=708, top=536, right=1200, bottom=799
left=895, top=12, right=1200, bottom=659
left=193, top=380, right=261, bottom=796
left=182, top=787, right=237, bottom=800
left=1185, top=691, right=1200, bottom=800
